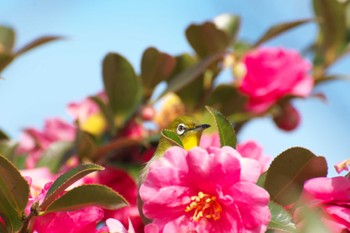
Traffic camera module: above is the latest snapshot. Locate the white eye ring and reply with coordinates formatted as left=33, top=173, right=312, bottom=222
left=176, top=123, right=186, bottom=135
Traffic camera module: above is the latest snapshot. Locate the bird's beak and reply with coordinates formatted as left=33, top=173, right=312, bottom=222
left=192, top=124, right=211, bottom=132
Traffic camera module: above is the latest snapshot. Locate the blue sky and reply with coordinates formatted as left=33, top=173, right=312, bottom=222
left=1, top=0, right=349, bottom=176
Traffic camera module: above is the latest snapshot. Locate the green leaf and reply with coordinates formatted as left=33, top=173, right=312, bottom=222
left=36, top=141, right=74, bottom=173
left=313, top=0, right=347, bottom=66
left=77, top=129, right=98, bottom=161
left=213, top=14, right=241, bottom=44
left=161, top=52, right=225, bottom=98
left=257, top=172, right=267, bottom=188
left=0, top=155, right=30, bottom=231
left=102, top=53, right=143, bottom=126
left=44, top=184, right=128, bottom=213
left=186, top=22, right=229, bottom=58
left=41, top=164, right=104, bottom=210
left=268, top=201, right=296, bottom=232
left=14, top=36, right=62, bottom=57
left=141, top=47, right=176, bottom=97
left=254, top=18, right=314, bottom=47
left=296, top=205, right=331, bottom=233
left=205, top=106, right=236, bottom=148
left=264, top=147, right=328, bottom=206
left=0, top=53, right=14, bottom=73
left=0, top=140, right=26, bottom=169
left=207, top=84, right=248, bottom=116
left=0, top=25, right=15, bottom=53
left=161, top=130, right=184, bottom=147
left=0, top=129, right=9, bottom=140
left=89, top=95, right=116, bottom=135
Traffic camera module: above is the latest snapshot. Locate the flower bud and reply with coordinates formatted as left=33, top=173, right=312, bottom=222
left=273, top=103, right=300, bottom=131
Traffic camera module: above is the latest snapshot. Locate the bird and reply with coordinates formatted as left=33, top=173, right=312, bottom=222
left=138, top=115, right=210, bottom=223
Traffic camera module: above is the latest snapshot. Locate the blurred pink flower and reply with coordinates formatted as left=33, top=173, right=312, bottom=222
left=101, top=218, right=135, bottom=233
left=84, top=166, right=144, bottom=233
left=236, top=140, right=271, bottom=173
left=239, top=47, right=313, bottom=113
left=17, top=118, right=76, bottom=168
left=140, top=146, right=270, bottom=233
left=334, top=158, right=350, bottom=174
left=296, top=177, right=350, bottom=232
left=200, top=133, right=270, bottom=173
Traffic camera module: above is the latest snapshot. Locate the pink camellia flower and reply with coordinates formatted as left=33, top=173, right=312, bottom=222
left=200, top=133, right=271, bottom=174
left=295, top=176, right=350, bottom=232
left=140, top=146, right=271, bottom=233
left=239, top=47, right=313, bottom=114
left=17, top=118, right=76, bottom=168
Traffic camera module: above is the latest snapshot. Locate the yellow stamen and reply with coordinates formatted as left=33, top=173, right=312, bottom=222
left=185, top=191, right=222, bottom=222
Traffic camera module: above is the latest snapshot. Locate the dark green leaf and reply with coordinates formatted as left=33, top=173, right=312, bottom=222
left=102, top=53, right=143, bottom=126
left=44, top=184, right=128, bottom=213
left=141, top=47, right=176, bottom=97
left=89, top=95, right=116, bottom=135
left=36, top=141, right=74, bottom=173
left=264, top=147, right=328, bottom=206
left=205, top=106, right=236, bottom=148
left=254, top=18, right=314, bottom=47
left=268, top=201, right=296, bottom=232
left=161, top=52, right=225, bottom=98
left=0, top=53, right=13, bottom=73
left=14, top=36, right=62, bottom=57
left=186, top=22, right=229, bottom=58
left=0, top=155, right=30, bottom=231
left=41, top=164, right=104, bottom=210
left=213, top=14, right=241, bottom=44
left=313, top=0, right=347, bottom=66
left=207, top=84, right=248, bottom=116
left=161, top=130, right=184, bottom=147
left=77, top=129, right=97, bottom=161
left=0, top=26, right=15, bottom=53
left=0, top=129, right=9, bottom=140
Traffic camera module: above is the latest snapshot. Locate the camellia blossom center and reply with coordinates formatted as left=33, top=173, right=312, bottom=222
left=185, top=191, right=222, bottom=222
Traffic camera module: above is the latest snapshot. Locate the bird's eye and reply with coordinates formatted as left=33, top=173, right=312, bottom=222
left=176, top=123, right=186, bottom=135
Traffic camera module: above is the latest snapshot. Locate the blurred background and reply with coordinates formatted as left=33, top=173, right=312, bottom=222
left=0, top=0, right=349, bottom=176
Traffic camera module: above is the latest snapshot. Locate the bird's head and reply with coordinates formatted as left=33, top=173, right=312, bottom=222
left=166, top=115, right=211, bottom=150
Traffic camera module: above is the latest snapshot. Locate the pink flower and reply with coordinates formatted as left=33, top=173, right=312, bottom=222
left=236, top=140, right=271, bottom=173
left=239, top=47, right=313, bottom=113
left=17, top=118, right=76, bottom=168
left=103, top=218, right=136, bottom=233
left=140, top=146, right=271, bottom=233
left=334, top=158, right=350, bottom=174
left=84, top=166, right=144, bottom=233
left=296, top=177, right=350, bottom=232
left=200, top=134, right=270, bottom=174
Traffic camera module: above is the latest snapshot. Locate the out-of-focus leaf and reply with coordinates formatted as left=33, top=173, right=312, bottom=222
left=207, top=84, right=248, bottom=116
left=315, top=74, right=350, bottom=85
left=94, top=138, right=143, bottom=159
left=77, top=129, right=97, bottom=161
left=257, top=172, right=267, bottom=188
left=36, top=141, right=74, bottom=173
left=141, top=47, right=176, bottom=97
left=205, top=106, right=236, bottom=148
left=89, top=96, right=116, bottom=135
left=264, top=147, right=328, bottom=206
left=44, top=184, right=128, bottom=213
left=162, top=52, right=225, bottom=98
left=0, top=155, right=30, bottom=231
left=213, top=14, right=241, bottom=44
left=0, top=26, right=15, bottom=53
left=167, top=54, right=203, bottom=111
left=254, top=18, right=314, bottom=47
left=313, top=0, right=347, bottom=66
left=186, top=22, right=229, bottom=58
left=296, top=205, right=331, bottom=233
left=268, top=201, right=296, bottom=232
left=14, top=36, right=62, bottom=57
left=41, top=164, right=104, bottom=210
left=161, top=130, right=183, bottom=147
left=0, top=53, right=13, bottom=73
left=102, top=53, right=143, bottom=126
left=0, top=140, right=27, bottom=169
left=0, top=129, right=9, bottom=140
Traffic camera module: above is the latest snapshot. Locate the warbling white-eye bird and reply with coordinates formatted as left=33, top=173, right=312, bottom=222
left=140, top=115, right=211, bottom=180
left=138, top=115, right=210, bottom=223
